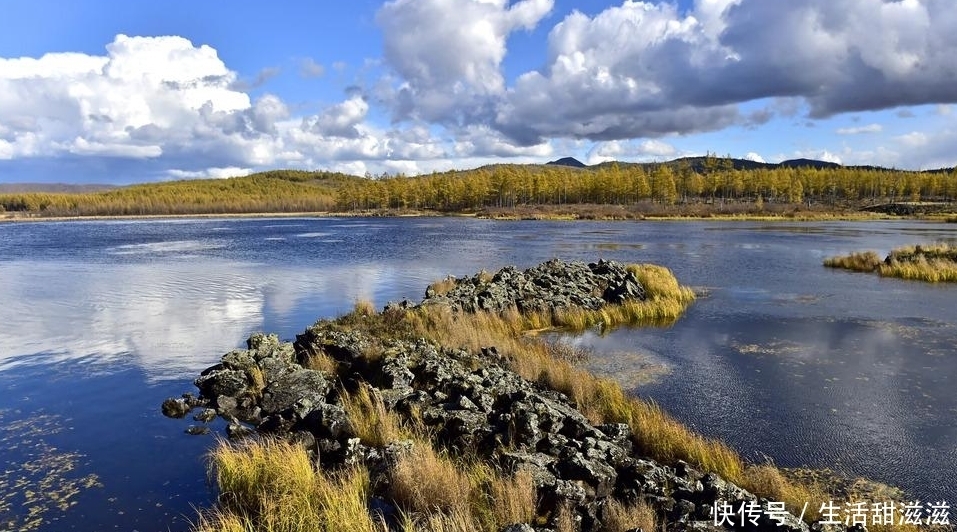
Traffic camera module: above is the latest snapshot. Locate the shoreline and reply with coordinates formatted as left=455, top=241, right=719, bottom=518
left=3, top=208, right=953, bottom=224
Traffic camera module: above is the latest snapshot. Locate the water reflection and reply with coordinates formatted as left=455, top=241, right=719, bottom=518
left=0, top=260, right=423, bottom=380
left=575, top=313, right=957, bottom=501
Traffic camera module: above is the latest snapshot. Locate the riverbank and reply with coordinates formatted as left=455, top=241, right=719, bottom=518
left=164, top=259, right=929, bottom=532
left=5, top=204, right=953, bottom=224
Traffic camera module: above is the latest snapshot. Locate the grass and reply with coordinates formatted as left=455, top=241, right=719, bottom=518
left=427, top=276, right=458, bottom=297
left=823, top=251, right=882, bottom=272
left=197, top=438, right=381, bottom=532
left=600, top=499, right=657, bottom=532
left=339, top=383, right=410, bottom=447
left=825, top=243, right=957, bottom=282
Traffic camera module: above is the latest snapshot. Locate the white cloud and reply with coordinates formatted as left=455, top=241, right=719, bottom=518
left=836, top=124, right=883, bottom=135
left=586, top=139, right=677, bottom=164
left=167, top=167, right=253, bottom=179
left=744, top=152, right=766, bottom=163
left=376, top=0, right=553, bottom=123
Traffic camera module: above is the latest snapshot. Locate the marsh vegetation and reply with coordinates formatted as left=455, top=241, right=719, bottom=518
left=825, top=244, right=957, bottom=282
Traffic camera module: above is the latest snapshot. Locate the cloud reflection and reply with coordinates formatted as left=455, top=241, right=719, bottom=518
left=0, top=260, right=405, bottom=380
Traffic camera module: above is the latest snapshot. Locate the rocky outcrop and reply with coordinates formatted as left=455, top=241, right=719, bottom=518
left=165, top=327, right=823, bottom=531
left=162, top=259, right=848, bottom=531
left=420, top=258, right=646, bottom=314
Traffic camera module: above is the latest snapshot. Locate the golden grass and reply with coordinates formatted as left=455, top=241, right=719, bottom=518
left=880, top=256, right=957, bottom=282
left=823, top=251, right=882, bottom=272
left=739, top=464, right=826, bottom=521
left=826, top=244, right=957, bottom=282
left=340, top=383, right=409, bottom=447
left=199, top=438, right=380, bottom=532
left=389, top=441, right=473, bottom=515
left=601, top=499, right=657, bottom=532
left=487, top=468, right=537, bottom=527
left=388, top=440, right=537, bottom=531
left=300, top=348, right=338, bottom=374
left=427, top=276, right=458, bottom=297
left=353, top=299, right=378, bottom=317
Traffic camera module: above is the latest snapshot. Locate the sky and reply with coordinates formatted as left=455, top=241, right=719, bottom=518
left=1, top=0, right=956, bottom=184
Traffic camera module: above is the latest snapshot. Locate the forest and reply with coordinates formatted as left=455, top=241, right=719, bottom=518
left=2, top=157, right=956, bottom=217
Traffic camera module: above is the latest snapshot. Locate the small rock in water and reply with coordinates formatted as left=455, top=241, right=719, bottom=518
left=193, top=408, right=217, bottom=423
left=161, top=397, right=192, bottom=419
left=185, top=425, right=210, bottom=436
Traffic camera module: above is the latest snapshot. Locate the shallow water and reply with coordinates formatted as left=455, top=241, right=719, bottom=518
left=0, top=217, right=954, bottom=530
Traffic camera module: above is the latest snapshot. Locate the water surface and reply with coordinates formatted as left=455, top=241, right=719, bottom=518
left=1, top=217, right=954, bottom=530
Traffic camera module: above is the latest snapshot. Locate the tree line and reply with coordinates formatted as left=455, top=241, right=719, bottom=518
left=0, top=171, right=344, bottom=216
left=2, top=161, right=956, bottom=217
left=335, top=162, right=957, bottom=212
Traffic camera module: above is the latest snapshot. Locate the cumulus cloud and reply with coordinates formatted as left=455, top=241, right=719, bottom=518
left=0, top=34, right=254, bottom=171
left=0, top=34, right=463, bottom=180
left=376, top=0, right=553, bottom=124
left=374, top=0, right=957, bottom=148
left=744, top=152, right=766, bottom=163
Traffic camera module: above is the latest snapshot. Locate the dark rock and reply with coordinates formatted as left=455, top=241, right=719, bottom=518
left=161, top=397, right=192, bottom=418
left=193, top=408, right=217, bottom=423
left=226, top=422, right=255, bottom=440
left=195, top=368, right=249, bottom=399
left=259, top=369, right=329, bottom=417
left=185, top=425, right=210, bottom=436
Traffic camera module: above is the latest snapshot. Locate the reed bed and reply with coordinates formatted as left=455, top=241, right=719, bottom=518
left=826, top=244, right=957, bottom=282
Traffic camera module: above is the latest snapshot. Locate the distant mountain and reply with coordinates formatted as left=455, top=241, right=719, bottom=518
left=778, top=158, right=841, bottom=169
left=546, top=157, right=587, bottom=168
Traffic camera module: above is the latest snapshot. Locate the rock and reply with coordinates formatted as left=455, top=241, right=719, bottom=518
left=226, top=422, right=255, bottom=440
left=161, top=397, right=192, bottom=418
left=259, top=369, right=329, bottom=417
left=185, top=425, right=210, bottom=436
left=195, top=368, right=249, bottom=399
left=193, top=408, right=217, bottom=423
left=501, top=524, right=535, bottom=532
left=419, top=259, right=647, bottom=315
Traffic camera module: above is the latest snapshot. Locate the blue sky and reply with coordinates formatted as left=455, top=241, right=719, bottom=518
left=1, top=0, right=955, bottom=183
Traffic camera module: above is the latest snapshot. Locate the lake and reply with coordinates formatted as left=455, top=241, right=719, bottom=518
left=1, top=217, right=954, bottom=530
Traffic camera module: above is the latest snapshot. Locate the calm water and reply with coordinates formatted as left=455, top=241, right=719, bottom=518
left=0, top=217, right=954, bottom=530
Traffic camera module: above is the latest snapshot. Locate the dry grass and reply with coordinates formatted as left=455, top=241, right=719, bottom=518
left=340, top=383, right=409, bottom=447
left=826, top=244, right=957, bottom=282
left=388, top=440, right=537, bottom=531
left=823, top=251, right=882, bottom=272
left=199, top=438, right=380, bottom=532
left=488, top=468, right=537, bottom=526
left=300, top=349, right=338, bottom=374
left=353, top=299, right=378, bottom=317
left=427, top=276, right=459, bottom=297
left=601, top=499, right=657, bottom=532
left=880, top=256, right=957, bottom=282
left=246, top=366, right=266, bottom=399
left=389, top=441, right=473, bottom=515
left=740, top=464, right=827, bottom=521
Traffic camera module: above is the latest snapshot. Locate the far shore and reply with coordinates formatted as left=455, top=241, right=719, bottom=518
left=3, top=204, right=956, bottom=224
